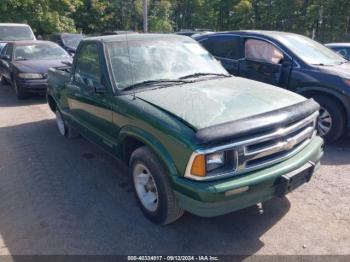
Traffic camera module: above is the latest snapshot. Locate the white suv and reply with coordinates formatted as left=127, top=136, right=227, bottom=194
left=0, top=23, right=36, bottom=51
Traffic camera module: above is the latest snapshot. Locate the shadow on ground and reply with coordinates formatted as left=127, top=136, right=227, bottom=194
left=321, top=137, right=350, bottom=166
left=0, top=119, right=291, bottom=255
left=0, top=83, right=46, bottom=107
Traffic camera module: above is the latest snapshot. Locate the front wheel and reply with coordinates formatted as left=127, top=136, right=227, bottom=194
left=13, top=79, right=27, bottom=100
left=314, top=96, right=345, bottom=142
left=130, top=146, right=184, bottom=224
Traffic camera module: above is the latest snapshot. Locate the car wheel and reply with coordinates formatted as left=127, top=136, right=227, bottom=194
left=13, top=78, right=26, bottom=100
left=130, top=146, right=184, bottom=224
left=314, top=96, right=345, bottom=142
left=56, top=109, right=67, bottom=136
left=55, top=109, right=80, bottom=138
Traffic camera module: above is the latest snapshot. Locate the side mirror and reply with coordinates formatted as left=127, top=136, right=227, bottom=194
left=95, top=83, right=107, bottom=94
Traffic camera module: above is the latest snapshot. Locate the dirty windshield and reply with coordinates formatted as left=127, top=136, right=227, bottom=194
left=106, top=37, right=228, bottom=90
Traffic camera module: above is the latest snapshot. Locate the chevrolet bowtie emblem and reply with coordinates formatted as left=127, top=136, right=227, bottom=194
left=285, top=137, right=297, bottom=151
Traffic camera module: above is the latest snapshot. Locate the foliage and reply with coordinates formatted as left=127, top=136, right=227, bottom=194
left=0, top=0, right=349, bottom=42
left=0, top=0, right=82, bottom=35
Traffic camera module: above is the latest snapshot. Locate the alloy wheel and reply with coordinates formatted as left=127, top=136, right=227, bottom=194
left=318, top=106, right=332, bottom=137
left=133, top=163, right=159, bottom=212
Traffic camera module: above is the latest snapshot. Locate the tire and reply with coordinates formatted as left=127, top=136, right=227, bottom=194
left=0, top=74, right=5, bottom=85
left=13, top=78, right=27, bottom=100
left=130, top=146, right=184, bottom=224
left=55, top=108, right=80, bottom=138
left=313, top=96, right=345, bottom=142
left=56, top=109, right=67, bottom=136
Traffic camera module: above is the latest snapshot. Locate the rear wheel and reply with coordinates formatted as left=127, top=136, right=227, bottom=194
left=0, top=74, right=5, bottom=84
left=313, top=96, right=345, bottom=142
left=55, top=108, right=80, bottom=138
left=130, top=146, right=184, bottom=224
left=56, top=109, right=67, bottom=136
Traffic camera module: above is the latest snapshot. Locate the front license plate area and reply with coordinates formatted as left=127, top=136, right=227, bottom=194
left=275, top=163, right=314, bottom=197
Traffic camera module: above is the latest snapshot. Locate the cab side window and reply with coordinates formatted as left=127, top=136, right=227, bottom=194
left=200, top=35, right=241, bottom=59
left=245, top=39, right=284, bottom=64
left=74, top=43, right=101, bottom=87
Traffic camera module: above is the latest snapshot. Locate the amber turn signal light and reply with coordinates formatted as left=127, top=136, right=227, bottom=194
left=190, top=154, right=206, bottom=177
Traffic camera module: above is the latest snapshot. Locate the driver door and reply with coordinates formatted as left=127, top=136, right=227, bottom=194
left=239, top=38, right=291, bottom=87
left=67, top=42, right=116, bottom=148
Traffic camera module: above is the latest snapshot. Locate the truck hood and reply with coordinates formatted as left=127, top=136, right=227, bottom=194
left=136, top=77, right=306, bottom=130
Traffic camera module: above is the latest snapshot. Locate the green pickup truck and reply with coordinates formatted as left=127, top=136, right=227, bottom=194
left=47, top=34, right=324, bottom=224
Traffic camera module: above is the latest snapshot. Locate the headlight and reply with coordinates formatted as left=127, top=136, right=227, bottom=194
left=187, top=150, right=235, bottom=179
left=206, top=152, right=225, bottom=172
left=17, top=73, right=43, bottom=79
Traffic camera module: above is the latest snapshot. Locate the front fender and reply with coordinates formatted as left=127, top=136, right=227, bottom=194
left=118, top=125, right=179, bottom=178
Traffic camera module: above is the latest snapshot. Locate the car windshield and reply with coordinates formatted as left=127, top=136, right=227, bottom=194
left=62, top=34, right=83, bottom=49
left=107, top=37, right=228, bottom=90
left=275, top=34, right=346, bottom=65
left=14, top=42, right=70, bottom=60
left=0, top=26, right=35, bottom=41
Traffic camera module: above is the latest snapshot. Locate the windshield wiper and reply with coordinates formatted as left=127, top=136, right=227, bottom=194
left=179, top=73, right=231, bottom=79
left=15, top=58, right=29, bottom=61
left=122, top=79, right=190, bottom=91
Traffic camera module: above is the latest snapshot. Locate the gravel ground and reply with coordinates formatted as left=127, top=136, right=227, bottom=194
left=0, top=83, right=349, bottom=255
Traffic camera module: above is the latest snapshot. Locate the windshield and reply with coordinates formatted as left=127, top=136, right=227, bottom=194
left=62, top=34, right=83, bottom=49
left=107, top=38, right=228, bottom=90
left=275, top=34, right=346, bottom=65
left=0, top=26, right=35, bottom=41
left=14, top=42, right=70, bottom=60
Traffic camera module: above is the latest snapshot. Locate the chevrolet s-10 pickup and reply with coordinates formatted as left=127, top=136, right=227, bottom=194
left=47, top=34, right=324, bottom=224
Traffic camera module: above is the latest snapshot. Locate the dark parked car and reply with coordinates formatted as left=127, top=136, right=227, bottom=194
left=50, top=33, right=84, bottom=55
left=0, top=40, right=72, bottom=99
left=194, top=31, right=350, bottom=141
left=0, top=23, right=36, bottom=52
left=325, top=43, right=350, bottom=61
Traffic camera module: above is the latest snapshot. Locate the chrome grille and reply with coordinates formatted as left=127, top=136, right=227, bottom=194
left=235, top=111, right=318, bottom=174
left=185, top=111, right=319, bottom=181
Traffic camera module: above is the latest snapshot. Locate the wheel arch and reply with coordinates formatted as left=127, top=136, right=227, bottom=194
left=118, top=126, right=179, bottom=177
left=47, top=94, right=57, bottom=112
left=297, top=87, right=349, bottom=120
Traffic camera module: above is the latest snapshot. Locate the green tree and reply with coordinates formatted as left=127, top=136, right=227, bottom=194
left=149, top=0, right=173, bottom=32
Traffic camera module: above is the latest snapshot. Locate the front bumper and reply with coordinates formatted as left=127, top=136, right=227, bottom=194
left=17, top=79, right=48, bottom=93
left=173, top=136, right=324, bottom=217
